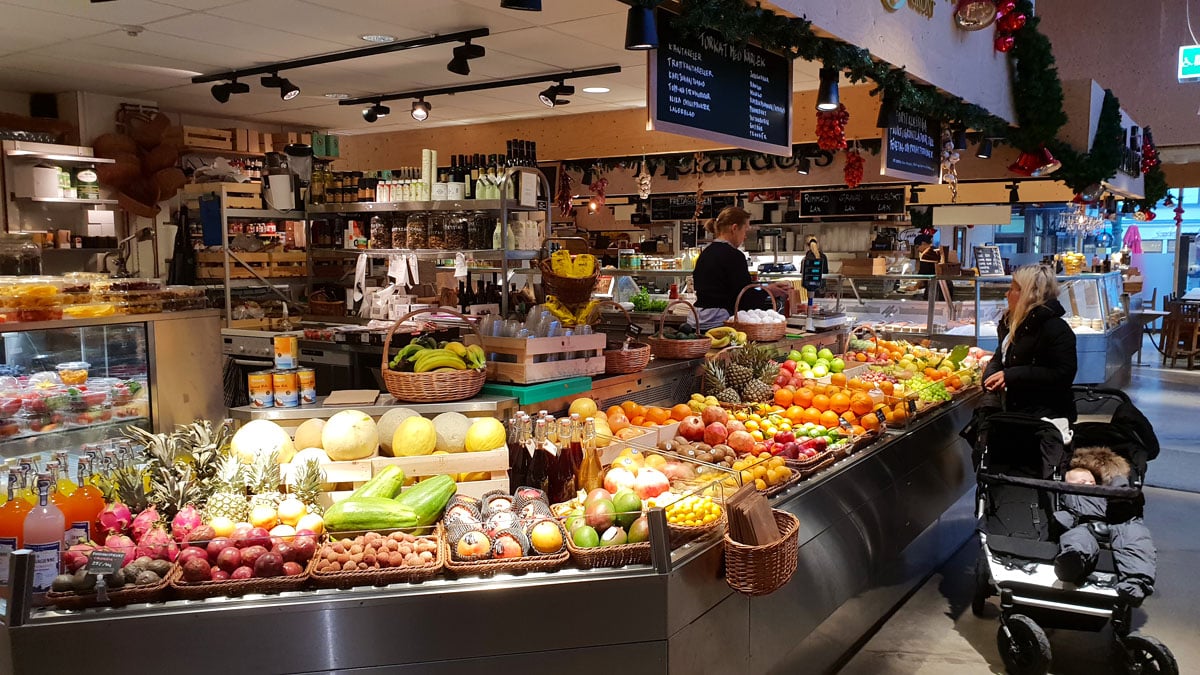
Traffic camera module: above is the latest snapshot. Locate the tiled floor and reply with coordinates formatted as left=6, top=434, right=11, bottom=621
left=839, top=351, right=1199, bottom=674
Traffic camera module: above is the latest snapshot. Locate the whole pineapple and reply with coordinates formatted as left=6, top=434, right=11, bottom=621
left=291, top=458, right=326, bottom=516
left=205, top=454, right=248, bottom=522
left=148, top=463, right=203, bottom=522
left=703, top=360, right=727, bottom=395
left=725, top=361, right=754, bottom=392
left=248, top=450, right=285, bottom=511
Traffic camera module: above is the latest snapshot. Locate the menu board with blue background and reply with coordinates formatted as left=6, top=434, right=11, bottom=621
left=649, top=10, right=792, bottom=156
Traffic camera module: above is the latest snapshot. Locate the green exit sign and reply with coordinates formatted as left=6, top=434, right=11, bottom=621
left=1179, top=45, right=1200, bottom=82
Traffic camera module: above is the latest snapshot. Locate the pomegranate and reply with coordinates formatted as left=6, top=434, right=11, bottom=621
left=727, top=430, right=755, bottom=455
left=678, top=416, right=705, bottom=441
left=130, top=506, right=159, bottom=542
left=701, top=406, right=728, bottom=426
left=181, top=557, right=212, bottom=582
left=98, top=502, right=133, bottom=537
left=170, top=505, right=203, bottom=542
left=703, top=422, right=728, bottom=446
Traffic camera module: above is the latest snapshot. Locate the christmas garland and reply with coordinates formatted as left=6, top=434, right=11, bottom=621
left=1048, top=89, right=1122, bottom=193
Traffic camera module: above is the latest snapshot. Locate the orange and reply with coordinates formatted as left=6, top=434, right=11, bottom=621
left=820, top=410, right=840, bottom=428
left=947, top=375, right=962, bottom=390
left=785, top=405, right=804, bottom=422
left=620, top=400, right=640, bottom=416
left=774, top=388, right=793, bottom=407
left=608, top=413, right=630, bottom=432
left=812, top=394, right=830, bottom=412
left=804, top=407, right=822, bottom=424
left=879, top=381, right=894, bottom=396
left=616, top=427, right=645, bottom=440
left=606, top=405, right=624, bottom=419
left=670, top=404, right=692, bottom=421
left=851, top=424, right=866, bottom=436
left=830, top=373, right=847, bottom=387
left=861, top=412, right=880, bottom=431
left=841, top=411, right=858, bottom=425
left=850, top=394, right=874, bottom=416
left=856, top=352, right=868, bottom=362
left=794, top=387, right=814, bottom=408
left=883, top=408, right=895, bottom=424
left=646, top=407, right=671, bottom=425
left=630, top=415, right=646, bottom=427
left=829, top=393, right=850, bottom=414
left=892, top=405, right=908, bottom=424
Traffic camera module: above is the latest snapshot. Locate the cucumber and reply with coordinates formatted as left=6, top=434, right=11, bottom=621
left=323, top=497, right=420, bottom=532
left=348, top=465, right=406, bottom=500
left=394, top=474, right=457, bottom=527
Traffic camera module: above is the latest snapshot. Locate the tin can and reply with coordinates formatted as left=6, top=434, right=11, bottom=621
left=296, top=367, right=316, bottom=405
left=273, top=334, right=299, bottom=370
left=248, top=371, right=273, bottom=408
left=272, top=369, right=300, bottom=408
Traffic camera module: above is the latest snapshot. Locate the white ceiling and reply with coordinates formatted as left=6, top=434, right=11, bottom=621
left=0, top=0, right=823, bottom=134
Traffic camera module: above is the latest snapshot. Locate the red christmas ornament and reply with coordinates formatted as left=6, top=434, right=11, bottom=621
left=998, top=11, right=1026, bottom=33
left=994, top=0, right=1017, bottom=17
left=994, top=34, right=1015, bottom=52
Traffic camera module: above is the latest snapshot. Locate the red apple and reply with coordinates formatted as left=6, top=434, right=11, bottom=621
left=679, top=415, right=706, bottom=441
left=774, top=430, right=795, bottom=445
left=701, top=405, right=728, bottom=426
left=781, top=360, right=797, bottom=372
left=703, top=422, right=728, bottom=446
left=774, top=375, right=790, bottom=387
left=782, top=442, right=800, bottom=459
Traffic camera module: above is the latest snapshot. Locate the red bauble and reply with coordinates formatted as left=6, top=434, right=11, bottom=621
left=998, top=12, right=1026, bottom=33
left=994, top=35, right=1015, bottom=52
left=994, top=0, right=1017, bottom=17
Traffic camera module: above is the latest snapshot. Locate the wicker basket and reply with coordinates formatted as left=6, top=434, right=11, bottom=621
left=380, top=307, right=486, bottom=403
left=668, top=513, right=727, bottom=549
left=169, top=556, right=315, bottom=600
left=647, top=300, right=711, bottom=360
left=441, top=524, right=570, bottom=578
left=307, top=290, right=344, bottom=317
left=566, top=537, right=652, bottom=569
left=538, top=237, right=599, bottom=305
left=761, top=468, right=803, bottom=497
left=724, top=509, right=800, bottom=596
left=594, top=301, right=650, bottom=374
left=45, top=566, right=173, bottom=610
left=311, top=527, right=444, bottom=589
left=724, top=284, right=788, bottom=343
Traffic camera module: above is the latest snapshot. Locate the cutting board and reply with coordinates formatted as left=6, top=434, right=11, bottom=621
left=322, top=390, right=380, bottom=407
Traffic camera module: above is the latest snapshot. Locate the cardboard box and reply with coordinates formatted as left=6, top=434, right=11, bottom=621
left=246, top=129, right=261, bottom=154
left=230, top=128, right=249, bottom=152
left=327, top=134, right=340, bottom=157
left=311, top=133, right=327, bottom=157
left=839, top=257, right=887, bottom=276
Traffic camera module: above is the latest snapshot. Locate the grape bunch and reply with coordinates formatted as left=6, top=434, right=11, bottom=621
left=816, top=104, right=849, bottom=151
left=844, top=150, right=865, bottom=188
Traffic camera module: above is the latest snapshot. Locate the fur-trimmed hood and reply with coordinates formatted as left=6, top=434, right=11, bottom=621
left=1070, top=446, right=1130, bottom=485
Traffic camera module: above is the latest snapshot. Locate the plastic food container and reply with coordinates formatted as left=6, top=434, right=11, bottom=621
left=57, top=361, right=90, bottom=385
left=63, top=303, right=116, bottom=318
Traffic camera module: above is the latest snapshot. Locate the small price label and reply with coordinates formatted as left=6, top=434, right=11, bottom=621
left=87, top=550, right=125, bottom=576
left=874, top=409, right=887, bottom=425
left=907, top=399, right=918, bottom=415
left=838, top=417, right=853, bottom=430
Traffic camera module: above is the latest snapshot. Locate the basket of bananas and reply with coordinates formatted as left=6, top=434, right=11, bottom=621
left=538, top=237, right=599, bottom=306
left=647, top=300, right=712, bottom=360
left=381, top=307, right=487, bottom=403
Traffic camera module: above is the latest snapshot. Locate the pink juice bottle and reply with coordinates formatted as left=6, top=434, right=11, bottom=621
left=23, top=473, right=66, bottom=593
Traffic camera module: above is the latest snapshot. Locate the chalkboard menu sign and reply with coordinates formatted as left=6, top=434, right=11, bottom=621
left=648, top=9, right=793, bottom=156
left=799, top=188, right=907, bottom=218
left=680, top=221, right=699, bottom=248
left=973, top=245, right=1006, bottom=276
left=649, top=194, right=737, bottom=221
left=881, top=109, right=941, bottom=183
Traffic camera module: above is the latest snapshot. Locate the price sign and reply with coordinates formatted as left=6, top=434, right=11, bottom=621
left=907, top=399, right=918, bottom=415
left=800, top=188, right=907, bottom=218
left=679, top=221, right=698, bottom=249
left=87, top=550, right=126, bottom=576
left=874, top=409, right=888, bottom=426
left=973, top=245, right=1006, bottom=276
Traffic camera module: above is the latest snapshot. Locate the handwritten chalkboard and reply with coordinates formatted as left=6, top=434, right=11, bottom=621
left=881, top=109, right=941, bottom=183
left=649, top=194, right=737, bottom=221
left=799, top=188, right=906, bottom=217
left=973, top=245, right=1006, bottom=276
left=649, top=9, right=792, bottom=155
left=680, top=221, right=699, bottom=248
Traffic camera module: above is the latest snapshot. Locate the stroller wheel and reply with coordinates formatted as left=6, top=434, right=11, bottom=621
left=997, top=614, right=1051, bottom=675
left=972, top=554, right=991, bottom=617
left=1120, top=634, right=1178, bottom=675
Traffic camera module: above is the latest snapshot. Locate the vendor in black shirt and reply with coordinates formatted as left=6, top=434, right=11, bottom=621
left=692, top=206, right=773, bottom=330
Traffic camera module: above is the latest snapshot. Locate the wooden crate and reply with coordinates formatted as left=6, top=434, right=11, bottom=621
left=270, top=251, right=308, bottom=277
left=197, top=251, right=307, bottom=279
left=183, top=181, right=262, bottom=209
left=373, top=447, right=509, bottom=500
left=482, top=333, right=607, bottom=384
left=182, top=126, right=233, bottom=150
left=839, top=257, right=887, bottom=276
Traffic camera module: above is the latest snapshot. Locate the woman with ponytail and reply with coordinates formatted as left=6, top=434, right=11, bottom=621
left=692, top=206, right=773, bottom=329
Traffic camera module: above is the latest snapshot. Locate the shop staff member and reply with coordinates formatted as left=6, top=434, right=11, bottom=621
left=693, top=206, right=771, bottom=330
left=914, top=233, right=943, bottom=299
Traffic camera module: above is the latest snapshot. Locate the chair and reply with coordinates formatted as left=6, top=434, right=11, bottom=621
left=1162, top=301, right=1200, bottom=369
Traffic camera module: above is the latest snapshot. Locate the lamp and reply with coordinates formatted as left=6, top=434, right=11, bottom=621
left=796, top=156, right=811, bottom=175
left=447, top=40, right=485, bottom=76
left=625, top=5, right=658, bottom=50
left=909, top=186, right=923, bottom=204
left=261, top=74, right=300, bottom=101
left=539, top=81, right=573, bottom=107
left=1007, top=182, right=1020, bottom=204
left=816, top=67, right=839, bottom=111
left=210, top=80, right=249, bottom=103
left=500, top=0, right=541, bottom=9
left=876, top=89, right=897, bottom=128
left=951, top=125, right=968, bottom=152
left=411, top=98, right=431, bottom=122
left=362, top=102, right=390, bottom=123
left=976, top=137, right=993, bottom=159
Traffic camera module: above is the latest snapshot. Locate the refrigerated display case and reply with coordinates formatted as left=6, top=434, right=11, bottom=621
left=1177, top=232, right=1200, bottom=296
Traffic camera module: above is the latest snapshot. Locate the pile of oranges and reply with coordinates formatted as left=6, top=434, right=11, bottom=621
left=569, top=397, right=694, bottom=443
left=761, top=375, right=910, bottom=436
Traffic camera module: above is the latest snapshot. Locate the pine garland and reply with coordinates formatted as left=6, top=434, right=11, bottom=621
left=1135, top=163, right=1168, bottom=210
left=1049, top=89, right=1123, bottom=193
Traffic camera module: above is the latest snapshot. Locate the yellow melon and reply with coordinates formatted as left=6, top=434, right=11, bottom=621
left=393, top=416, right=436, bottom=457
left=465, top=417, right=506, bottom=452
left=321, top=410, right=379, bottom=461
left=293, top=418, right=325, bottom=451
left=231, top=420, right=296, bottom=464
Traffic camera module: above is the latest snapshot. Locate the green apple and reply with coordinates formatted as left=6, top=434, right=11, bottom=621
left=802, top=352, right=819, bottom=366
left=787, top=350, right=803, bottom=362
left=812, top=364, right=829, bottom=378
left=817, top=348, right=834, bottom=361
left=801, top=344, right=817, bottom=354
left=830, top=358, right=846, bottom=373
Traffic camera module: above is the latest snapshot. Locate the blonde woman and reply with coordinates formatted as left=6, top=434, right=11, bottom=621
left=982, top=264, right=1078, bottom=422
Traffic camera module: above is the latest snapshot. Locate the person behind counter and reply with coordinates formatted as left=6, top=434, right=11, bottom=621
left=692, top=206, right=778, bottom=330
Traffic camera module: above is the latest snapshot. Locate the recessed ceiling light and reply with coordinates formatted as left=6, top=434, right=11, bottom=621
left=324, top=92, right=350, bottom=99
left=360, top=34, right=396, bottom=44
left=582, top=86, right=610, bottom=94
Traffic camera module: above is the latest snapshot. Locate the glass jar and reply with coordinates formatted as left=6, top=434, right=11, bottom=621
left=405, top=213, right=428, bottom=250
left=427, top=213, right=447, bottom=250
left=369, top=216, right=388, bottom=249
left=445, top=213, right=468, bottom=250
left=469, top=212, right=491, bottom=250
left=0, top=234, right=42, bottom=276
left=391, top=219, right=406, bottom=249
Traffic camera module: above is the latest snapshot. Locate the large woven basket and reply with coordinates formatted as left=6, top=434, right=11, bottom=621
left=724, top=509, right=800, bottom=596
left=594, top=300, right=651, bottom=374
left=169, top=556, right=315, bottom=600
left=724, top=284, right=787, bottom=343
left=45, top=566, right=173, bottom=610
left=538, top=236, right=598, bottom=306
left=311, top=527, right=444, bottom=589
left=381, top=307, right=486, bottom=403
left=647, top=300, right=711, bottom=360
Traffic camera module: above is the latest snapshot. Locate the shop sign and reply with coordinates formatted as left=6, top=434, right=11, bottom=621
left=881, top=109, right=941, bottom=183
left=1179, top=45, right=1200, bottom=82
left=651, top=194, right=737, bottom=220
left=799, top=188, right=907, bottom=217
left=881, top=0, right=939, bottom=20
left=649, top=9, right=793, bottom=156
left=973, top=245, right=1005, bottom=276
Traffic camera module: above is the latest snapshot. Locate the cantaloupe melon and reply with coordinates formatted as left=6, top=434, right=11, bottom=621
left=231, top=420, right=296, bottom=464
left=293, top=418, right=325, bottom=451
left=432, top=412, right=471, bottom=453
left=322, top=410, right=379, bottom=461
left=377, top=408, right=420, bottom=456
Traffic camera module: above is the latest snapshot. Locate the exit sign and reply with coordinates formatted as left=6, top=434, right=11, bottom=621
left=1179, top=45, right=1200, bottom=82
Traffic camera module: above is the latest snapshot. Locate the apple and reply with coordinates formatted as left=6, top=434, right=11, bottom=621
left=726, top=430, right=755, bottom=454
left=817, top=348, right=835, bottom=361
left=701, top=405, right=728, bottom=426
left=781, top=442, right=800, bottom=459
left=679, top=415, right=705, bottom=441
left=802, top=352, right=818, bottom=366
left=787, top=350, right=803, bottom=362
left=830, top=358, right=846, bottom=373
left=633, top=467, right=670, bottom=500
left=703, top=422, right=728, bottom=446
left=603, top=467, right=637, bottom=494
left=781, top=360, right=797, bottom=372
left=774, top=430, right=795, bottom=445
left=774, top=374, right=790, bottom=387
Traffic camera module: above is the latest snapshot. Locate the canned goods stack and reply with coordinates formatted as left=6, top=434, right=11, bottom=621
left=246, top=335, right=318, bottom=408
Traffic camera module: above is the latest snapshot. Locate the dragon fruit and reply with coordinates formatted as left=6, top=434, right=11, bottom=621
left=170, top=504, right=203, bottom=542
left=104, top=534, right=136, bottom=565
left=135, top=525, right=178, bottom=562
left=98, top=501, right=133, bottom=537
left=62, top=542, right=95, bottom=573
left=131, top=506, right=159, bottom=542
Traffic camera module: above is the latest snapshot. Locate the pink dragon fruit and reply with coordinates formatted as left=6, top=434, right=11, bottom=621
left=104, top=534, right=136, bottom=565
left=98, top=501, right=133, bottom=537
left=135, top=525, right=178, bottom=562
left=170, top=504, right=203, bottom=542
left=131, top=505, right=159, bottom=542
left=62, top=542, right=95, bottom=573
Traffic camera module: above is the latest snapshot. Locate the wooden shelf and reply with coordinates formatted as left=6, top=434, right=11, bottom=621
left=16, top=197, right=117, bottom=205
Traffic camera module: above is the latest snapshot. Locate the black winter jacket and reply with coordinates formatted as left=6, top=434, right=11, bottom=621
left=984, top=299, right=1078, bottom=422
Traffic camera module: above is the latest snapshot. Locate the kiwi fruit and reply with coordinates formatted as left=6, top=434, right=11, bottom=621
left=51, top=574, right=75, bottom=592
left=146, top=559, right=172, bottom=577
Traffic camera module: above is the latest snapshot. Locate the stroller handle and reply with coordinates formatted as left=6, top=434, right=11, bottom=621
left=978, top=472, right=1143, bottom=500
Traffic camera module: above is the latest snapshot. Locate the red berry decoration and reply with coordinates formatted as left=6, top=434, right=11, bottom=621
left=843, top=150, right=865, bottom=189
left=998, top=11, right=1026, bottom=33
left=995, top=0, right=1017, bottom=16
left=816, top=104, right=849, bottom=152
left=994, top=34, right=1015, bottom=52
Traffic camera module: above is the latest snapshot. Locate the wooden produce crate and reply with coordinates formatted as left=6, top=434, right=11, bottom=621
left=483, top=333, right=607, bottom=384
left=196, top=251, right=308, bottom=279
left=183, top=181, right=263, bottom=209
left=182, top=126, right=233, bottom=150
left=373, top=447, right=509, bottom=500
left=270, top=251, right=308, bottom=277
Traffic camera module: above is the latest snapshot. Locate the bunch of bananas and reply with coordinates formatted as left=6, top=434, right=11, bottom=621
left=389, top=337, right=486, bottom=373
left=704, top=326, right=748, bottom=348
left=549, top=250, right=596, bottom=279
left=544, top=296, right=598, bottom=327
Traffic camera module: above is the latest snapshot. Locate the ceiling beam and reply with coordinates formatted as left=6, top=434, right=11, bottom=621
left=339, top=65, right=623, bottom=106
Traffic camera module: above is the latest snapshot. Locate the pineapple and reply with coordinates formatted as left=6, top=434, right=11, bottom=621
left=291, top=459, right=326, bottom=516
left=101, top=465, right=150, bottom=512
left=175, top=420, right=232, bottom=488
left=725, top=362, right=753, bottom=392
left=148, top=463, right=203, bottom=521
left=703, top=361, right=728, bottom=396
left=715, top=387, right=742, bottom=404
left=204, top=455, right=248, bottom=523
left=247, top=450, right=285, bottom=511
left=743, top=379, right=774, bottom=404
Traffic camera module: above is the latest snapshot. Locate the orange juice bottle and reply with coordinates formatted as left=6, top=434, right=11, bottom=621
left=65, top=458, right=104, bottom=545
left=17, top=462, right=36, bottom=506
left=53, top=452, right=77, bottom=497
left=0, top=469, right=33, bottom=585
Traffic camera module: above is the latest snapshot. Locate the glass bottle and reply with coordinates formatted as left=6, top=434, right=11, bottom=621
left=0, top=470, right=32, bottom=585
left=66, top=458, right=104, bottom=545
left=44, top=461, right=69, bottom=513
left=549, top=417, right=578, bottom=504
left=577, top=418, right=602, bottom=493
left=506, top=416, right=528, bottom=493
left=18, top=461, right=36, bottom=506
left=469, top=212, right=491, bottom=250
left=391, top=218, right=405, bottom=250
left=526, top=417, right=551, bottom=496
left=23, top=473, right=65, bottom=593
left=54, top=452, right=77, bottom=497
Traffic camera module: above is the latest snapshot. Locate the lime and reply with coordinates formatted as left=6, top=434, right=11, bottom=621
left=572, top=526, right=600, bottom=548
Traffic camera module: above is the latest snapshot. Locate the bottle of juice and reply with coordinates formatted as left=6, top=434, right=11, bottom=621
left=18, top=461, right=36, bottom=505
left=577, top=418, right=603, bottom=493
left=0, top=469, right=33, bottom=585
left=505, top=416, right=527, bottom=493
left=53, top=452, right=78, bottom=497
left=44, top=461, right=69, bottom=512
left=23, top=473, right=65, bottom=593
left=549, top=417, right=577, bottom=504
left=525, top=417, right=551, bottom=497
left=65, top=458, right=104, bottom=545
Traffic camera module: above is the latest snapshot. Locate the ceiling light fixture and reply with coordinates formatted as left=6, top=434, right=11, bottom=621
left=976, top=137, right=993, bottom=159
left=210, top=80, right=250, bottom=104
left=500, top=0, right=542, bottom=9
left=625, top=4, right=658, bottom=50
left=411, top=98, right=431, bottom=122
left=582, top=86, right=611, bottom=94
left=360, top=34, right=396, bottom=43
left=362, top=102, right=391, bottom=123
left=447, top=39, right=485, bottom=76
left=816, top=67, right=840, bottom=111
left=324, top=93, right=349, bottom=99
left=339, top=64, right=622, bottom=109
left=951, top=125, right=968, bottom=152
left=909, top=186, right=923, bottom=204
left=539, top=81, right=573, bottom=107
left=795, top=156, right=811, bottom=175
left=1007, top=182, right=1021, bottom=204
left=261, top=73, right=301, bottom=101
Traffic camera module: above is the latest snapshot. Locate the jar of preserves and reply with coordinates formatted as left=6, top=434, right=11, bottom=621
left=391, top=219, right=406, bottom=249
left=406, top=213, right=429, bottom=249
left=427, top=213, right=447, bottom=250
left=0, top=233, right=42, bottom=276
left=468, top=212, right=492, bottom=250
left=445, top=213, right=468, bottom=250
left=369, top=216, right=388, bottom=249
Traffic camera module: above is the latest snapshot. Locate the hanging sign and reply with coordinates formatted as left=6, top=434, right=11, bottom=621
left=799, top=188, right=907, bottom=217
left=1179, top=45, right=1200, bottom=82
left=881, top=109, right=941, bottom=183
left=648, top=9, right=793, bottom=156
left=973, top=245, right=1006, bottom=276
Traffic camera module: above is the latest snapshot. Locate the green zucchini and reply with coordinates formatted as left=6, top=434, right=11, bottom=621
left=323, top=497, right=420, bottom=532
left=394, top=475, right=457, bottom=527
left=348, top=465, right=406, bottom=500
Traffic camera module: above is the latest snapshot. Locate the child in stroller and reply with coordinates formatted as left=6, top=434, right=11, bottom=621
left=1054, top=446, right=1157, bottom=607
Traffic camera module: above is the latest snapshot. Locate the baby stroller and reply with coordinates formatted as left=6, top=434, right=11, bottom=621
left=970, top=387, right=1177, bottom=674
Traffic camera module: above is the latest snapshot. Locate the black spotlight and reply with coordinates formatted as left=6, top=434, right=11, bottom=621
left=876, top=90, right=898, bottom=128
left=539, top=82, right=573, bottom=108
left=625, top=5, right=658, bottom=50
left=411, top=99, right=431, bottom=122
left=447, top=40, right=485, bottom=76
left=362, top=102, right=390, bottom=123
left=500, top=0, right=541, bottom=9
left=261, top=74, right=300, bottom=101
left=909, top=186, right=923, bottom=204
left=976, top=137, right=993, bottom=159
left=951, top=125, right=968, bottom=152
left=210, top=80, right=249, bottom=104
left=816, top=67, right=839, bottom=111
left=1007, top=182, right=1020, bottom=204
left=796, top=156, right=811, bottom=175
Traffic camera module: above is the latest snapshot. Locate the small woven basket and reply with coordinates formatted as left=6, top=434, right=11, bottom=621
left=566, top=537, right=652, bottom=569
left=668, top=513, right=727, bottom=549
left=647, top=300, right=711, bottom=360
left=311, top=527, right=444, bottom=589
left=380, top=306, right=486, bottom=403
left=724, top=284, right=787, bottom=343
left=169, top=557, right=314, bottom=600
left=45, top=566, right=173, bottom=610
left=761, top=468, right=803, bottom=497
left=538, top=236, right=598, bottom=305
left=307, top=290, right=344, bottom=317
left=442, top=523, right=570, bottom=578
left=723, top=509, right=800, bottom=596
left=593, top=300, right=650, bottom=374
